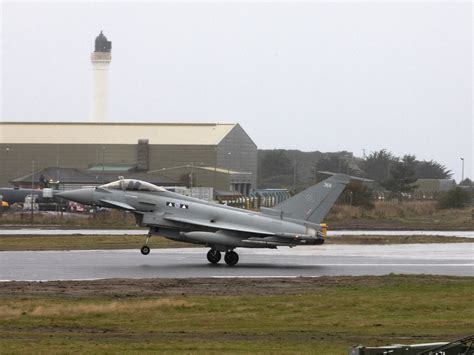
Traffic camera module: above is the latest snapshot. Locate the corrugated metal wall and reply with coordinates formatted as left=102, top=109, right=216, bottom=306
left=0, top=141, right=257, bottom=191
left=216, top=124, right=258, bottom=189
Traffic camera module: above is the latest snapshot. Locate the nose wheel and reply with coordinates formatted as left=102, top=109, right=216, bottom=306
left=140, top=231, right=151, bottom=255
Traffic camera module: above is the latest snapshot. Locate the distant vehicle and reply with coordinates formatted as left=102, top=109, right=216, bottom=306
left=69, top=202, right=85, bottom=212
left=57, top=174, right=354, bottom=266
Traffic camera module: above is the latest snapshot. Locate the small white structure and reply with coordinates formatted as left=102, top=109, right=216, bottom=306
left=90, top=31, right=112, bottom=122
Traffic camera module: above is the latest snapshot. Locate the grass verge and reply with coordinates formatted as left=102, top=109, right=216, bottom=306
left=0, top=275, right=472, bottom=353
left=0, top=234, right=471, bottom=251
left=327, top=202, right=474, bottom=230
left=2, top=202, right=473, bottom=230
left=0, top=235, right=191, bottom=251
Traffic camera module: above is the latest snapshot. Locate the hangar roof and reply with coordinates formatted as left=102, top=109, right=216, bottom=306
left=149, top=165, right=252, bottom=175
left=0, top=122, right=236, bottom=145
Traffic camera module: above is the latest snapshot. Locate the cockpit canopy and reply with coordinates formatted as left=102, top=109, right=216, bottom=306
left=100, top=179, right=167, bottom=192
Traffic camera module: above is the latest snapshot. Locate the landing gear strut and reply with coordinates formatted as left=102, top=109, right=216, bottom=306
left=224, top=251, right=239, bottom=266
left=206, top=249, right=221, bottom=264
left=141, top=231, right=151, bottom=255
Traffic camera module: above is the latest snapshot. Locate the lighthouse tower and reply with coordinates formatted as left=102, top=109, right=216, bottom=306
left=90, top=31, right=112, bottom=122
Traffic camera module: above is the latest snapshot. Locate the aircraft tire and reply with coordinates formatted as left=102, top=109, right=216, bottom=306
left=141, top=245, right=150, bottom=255
left=207, top=249, right=221, bottom=264
left=224, top=251, right=239, bottom=266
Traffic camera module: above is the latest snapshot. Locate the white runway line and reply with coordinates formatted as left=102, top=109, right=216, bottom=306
left=212, top=276, right=304, bottom=279
left=0, top=278, right=107, bottom=282
left=328, top=230, right=474, bottom=238
left=302, top=263, right=474, bottom=267
left=1, top=229, right=473, bottom=237
left=0, top=229, right=147, bottom=236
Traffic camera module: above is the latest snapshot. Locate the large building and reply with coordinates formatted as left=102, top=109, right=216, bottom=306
left=0, top=122, right=257, bottom=194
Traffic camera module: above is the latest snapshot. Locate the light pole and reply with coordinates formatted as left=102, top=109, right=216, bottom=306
left=293, top=161, right=297, bottom=192
left=188, top=162, right=195, bottom=189
left=101, top=146, right=106, bottom=173
left=460, top=157, right=464, bottom=183
left=213, top=147, right=217, bottom=196
left=31, top=160, right=35, bottom=222
left=227, top=152, right=232, bottom=191
left=5, top=148, right=10, bottom=176
left=56, top=144, right=60, bottom=182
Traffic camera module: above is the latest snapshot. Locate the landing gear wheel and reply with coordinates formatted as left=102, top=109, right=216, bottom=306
left=140, top=231, right=152, bottom=255
left=207, top=249, right=221, bottom=264
left=224, top=251, right=239, bottom=266
left=141, top=245, right=150, bottom=255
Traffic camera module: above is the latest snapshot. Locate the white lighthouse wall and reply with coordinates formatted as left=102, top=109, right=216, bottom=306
left=91, top=60, right=110, bottom=122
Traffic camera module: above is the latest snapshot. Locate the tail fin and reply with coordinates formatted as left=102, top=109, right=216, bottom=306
left=274, top=174, right=352, bottom=224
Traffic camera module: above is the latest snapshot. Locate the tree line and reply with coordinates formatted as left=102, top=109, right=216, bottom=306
left=258, top=149, right=470, bottom=208
left=259, top=149, right=452, bottom=186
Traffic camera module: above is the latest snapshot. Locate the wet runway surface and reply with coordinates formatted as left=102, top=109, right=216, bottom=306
left=1, top=243, right=472, bottom=281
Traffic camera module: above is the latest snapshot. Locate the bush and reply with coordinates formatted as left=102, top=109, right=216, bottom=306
left=437, top=187, right=471, bottom=209
left=339, top=183, right=375, bottom=209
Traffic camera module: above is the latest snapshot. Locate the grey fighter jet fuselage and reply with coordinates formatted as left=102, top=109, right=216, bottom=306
left=57, top=174, right=353, bottom=266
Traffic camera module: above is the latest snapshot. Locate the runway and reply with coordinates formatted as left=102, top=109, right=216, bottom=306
left=1, top=243, right=472, bottom=281
left=1, top=228, right=473, bottom=237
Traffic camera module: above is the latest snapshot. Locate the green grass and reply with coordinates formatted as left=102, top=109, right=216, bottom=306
left=2, top=201, right=473, bottom=231
left=0, top=235, right=193, bottom=251
left=0, top=234, right=471, bottom=251
left=327, top=201, right=474, bottom=230
left=0, top=276, right=472, bottom=353
left=0, top=210, right=138, bottom=228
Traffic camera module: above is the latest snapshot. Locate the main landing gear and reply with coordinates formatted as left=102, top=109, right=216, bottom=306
left=207, top=249, right=239, bottom=266
left=141, top=231, right=151, bottom=255
left=207, top=249, right=221, bottom=264
left=224, top=251, right=239, bottom=266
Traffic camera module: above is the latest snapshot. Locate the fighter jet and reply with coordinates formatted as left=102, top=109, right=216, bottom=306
left=57, top=174, right=353, bottom=266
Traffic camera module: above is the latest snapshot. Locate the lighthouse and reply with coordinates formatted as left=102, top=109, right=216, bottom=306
left=90, top=31, right=112, bottom=122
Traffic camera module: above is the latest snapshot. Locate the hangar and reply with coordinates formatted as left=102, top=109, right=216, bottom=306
left=0, top=122, right=257, bottom=194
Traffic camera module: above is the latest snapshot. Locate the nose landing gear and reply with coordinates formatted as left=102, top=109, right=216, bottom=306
left=140, top=231, right=151, bottom=255
left=140, top=245, right=150, bottom=255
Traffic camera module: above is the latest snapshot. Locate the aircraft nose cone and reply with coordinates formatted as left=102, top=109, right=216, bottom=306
left=56, top=188, right=94, bottom=205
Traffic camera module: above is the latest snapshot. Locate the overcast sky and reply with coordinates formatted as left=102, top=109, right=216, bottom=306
left=1, top=1, right=472, bottom=181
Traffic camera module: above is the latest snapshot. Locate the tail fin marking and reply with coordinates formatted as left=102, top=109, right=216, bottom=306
left=273, top=174, right=351, bottom=224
